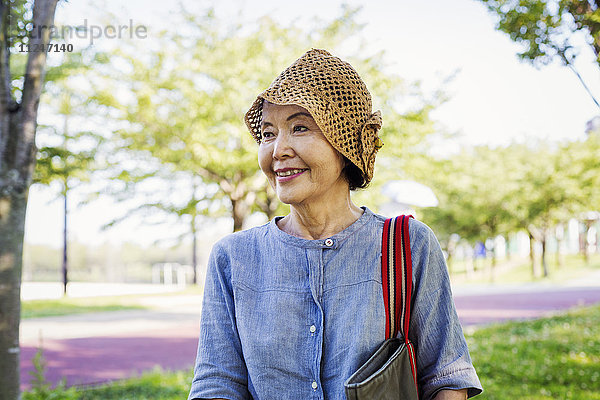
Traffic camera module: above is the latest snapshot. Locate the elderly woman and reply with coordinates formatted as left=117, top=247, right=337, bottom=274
left=188, top=49, right=482, bottom=400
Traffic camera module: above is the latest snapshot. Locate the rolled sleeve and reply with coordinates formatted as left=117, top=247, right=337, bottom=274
left=188, top=242, right=251, bottom=400
left=408, top=220, right=483, bottom=400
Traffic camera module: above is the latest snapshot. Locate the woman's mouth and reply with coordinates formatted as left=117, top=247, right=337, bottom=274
left=275, top=168, right=308, bottom=182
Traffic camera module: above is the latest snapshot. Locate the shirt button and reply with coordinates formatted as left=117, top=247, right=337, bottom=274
left=310, top=325, right=316, bottom=333
left=324, top=238, right=334, bottom=247
left=311, top=381, right=318, bottom=389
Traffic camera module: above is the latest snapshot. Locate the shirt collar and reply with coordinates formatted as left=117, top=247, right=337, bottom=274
left=268, top=206, right=374, bottom=249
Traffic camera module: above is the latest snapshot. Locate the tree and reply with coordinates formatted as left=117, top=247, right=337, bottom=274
left=34, top=104, right=101, bottom=293
left=414, top=146, right=516, bottom=279
left=502, top=139, right=599, bottom=277
left=562, top=130, right=600, bottom=262
left=0, top=0, right=60, bottom=398
left=509, top=145, right=563, bottom=276
left=478, top=0, right=600, bottom=107
left=416, top=139, right=595, bottom=279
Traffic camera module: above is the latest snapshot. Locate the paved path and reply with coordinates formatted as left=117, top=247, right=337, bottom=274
left=19, top=283, right=600, bottom=390
left=20, top=294, right=203, bottom=390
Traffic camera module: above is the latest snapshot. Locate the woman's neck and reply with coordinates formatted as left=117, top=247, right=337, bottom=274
left=278, top=194, right=364, bottom=240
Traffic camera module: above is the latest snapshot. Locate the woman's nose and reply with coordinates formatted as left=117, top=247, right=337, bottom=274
left=273, top=132, right=294, bottom=160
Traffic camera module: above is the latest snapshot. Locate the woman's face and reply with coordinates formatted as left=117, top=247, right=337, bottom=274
left=258, top=101, right=348, bottom=207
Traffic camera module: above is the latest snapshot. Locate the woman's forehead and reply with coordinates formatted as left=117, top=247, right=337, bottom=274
left=262, top=101, right=314, bottom=121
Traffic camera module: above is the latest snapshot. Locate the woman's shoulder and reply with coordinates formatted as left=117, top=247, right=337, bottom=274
left=408, top=217, right=436, bottom=241
left=211, top=221, right=271, bottom=255
left=369, top=210, right=436, bottom=243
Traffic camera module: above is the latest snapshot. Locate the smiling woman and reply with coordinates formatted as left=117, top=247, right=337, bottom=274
left=188, top=49, right=483, bottom=400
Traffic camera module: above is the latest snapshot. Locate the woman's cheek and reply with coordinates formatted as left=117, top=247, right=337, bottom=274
left=258, top=146, right=271, bottom=173
left=258, top=146, right=277, bottom=189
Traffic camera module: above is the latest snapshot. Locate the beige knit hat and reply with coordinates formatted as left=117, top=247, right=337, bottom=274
left=244, top=48, right=383, bottom=183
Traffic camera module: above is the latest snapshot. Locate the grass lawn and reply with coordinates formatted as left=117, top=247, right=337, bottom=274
left=21, top=285, right=204, bottom=319
left=22, top=367, right=192, bottom=400
left=21, top=296, right=148, bottom=319
left=77, top=368, right=192, bottom=400
left=466, top=304, right=600, bottom=399
left=452, top=253, right=600, bottom=285
left=23, top=304, right=600, bottom=399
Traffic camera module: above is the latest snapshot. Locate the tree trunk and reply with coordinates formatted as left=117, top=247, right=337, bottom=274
left=489, top=241, right=496, bottom=283
left=231, top=197, right=247, bottom=232
left=62, top=180, right=68, bottom=295
left=584, top=221, right=593, bottom=264
left=580, top=223, right=590, bottom=264
left=541, top=234, right=549, bottom=278
left=446, top=241, right=453, bottom=276
left=191, top=215, right=197, bottom=285
left=0, top=190, right=27, bottom=400
left=528, top=231, right=536, bottom=279
left=222, top=175, right=250, bottom=233
left=555, top=230, right=563, bottom=269
left=0, top=1, right=60, bottom=397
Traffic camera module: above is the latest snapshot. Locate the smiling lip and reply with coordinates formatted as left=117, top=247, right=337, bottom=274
left=275, top=168, right=308, bottom=182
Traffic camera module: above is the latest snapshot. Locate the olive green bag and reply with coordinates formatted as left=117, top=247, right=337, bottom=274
left=344, top=215, right=419, bottom=400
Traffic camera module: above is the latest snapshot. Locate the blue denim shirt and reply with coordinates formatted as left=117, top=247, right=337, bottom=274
left=189, top=207, right=482, bottom=400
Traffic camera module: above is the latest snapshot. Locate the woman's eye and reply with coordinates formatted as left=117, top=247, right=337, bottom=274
left=262, top=131, right=275, bottom=139
left=293, top=125, right=308, bottom=132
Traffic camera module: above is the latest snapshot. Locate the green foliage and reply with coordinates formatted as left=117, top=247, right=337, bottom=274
left=564, top=131, right=600, bottom=210
left=467, top=304, right=600, bottom=399
left=477, top=1, right=600, bottom=106
left=34, top=141, right=97, bottom=188
left=411, top=135, right=600, bottom=277
left=23, top=347, right=79, bottom=400
left=415, top=137, right=599, bottom=243
left=478, top=0, right=600, bottom=65
left=91, top=6, right=441, bottom=231
left=6, top=0, right=33, bottom=49
left=414, top=146, right=516, bottom=245
left=34, top=52, right=108, bottom=191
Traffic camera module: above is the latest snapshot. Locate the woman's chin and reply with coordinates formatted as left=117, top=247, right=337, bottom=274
left=275, top=192, right=298, bottom=206
left=275, top=187, right=309, bottom=206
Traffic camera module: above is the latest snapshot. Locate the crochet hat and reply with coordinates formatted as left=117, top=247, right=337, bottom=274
left=244, top=49, right=383, bottom=183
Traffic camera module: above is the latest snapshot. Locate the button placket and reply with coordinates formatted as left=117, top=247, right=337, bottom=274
left=306, top=249, right=323, bottom=398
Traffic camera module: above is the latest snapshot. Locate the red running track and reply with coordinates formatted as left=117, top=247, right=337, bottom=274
left=453, top=287, right=600, bottom=326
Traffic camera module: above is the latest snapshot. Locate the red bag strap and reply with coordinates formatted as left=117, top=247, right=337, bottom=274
left=382, top=215, right=413, bottom=341
left=382, top=215, right=418, bottom=391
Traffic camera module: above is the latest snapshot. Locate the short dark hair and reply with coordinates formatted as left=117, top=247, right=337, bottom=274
left=342, top=157, right=368, bottom=191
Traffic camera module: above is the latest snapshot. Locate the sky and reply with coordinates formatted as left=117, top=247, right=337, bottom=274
left=24, top=0, right=600, bottom=249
